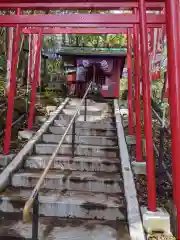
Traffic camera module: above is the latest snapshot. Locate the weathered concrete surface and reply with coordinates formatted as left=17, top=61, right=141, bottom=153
left=114, top=100, right=145, bottom=240
left=42, top=134, right=117, bottom=146
left=35, top=143, right=118, bottom=158
left=58, top=113, right=113, bottom=123
left=12, top=170, right=122, bottom=193
left=25, top=155, right=120, bottom=172
left=66, top=104, right=112, bottom=112
left=0, top=99, right=131, bottom=240
left=119, top=108, right=128, bottom=117
left=118, top=100, right=128, bottom=108
left=125, top=135, right=136, bottom=145
left=142, top=207, right=171, bottom=236
left=46, top=105, right=57, bottom=115
left=35, top=115, right=47, bottom=124
left=0, top=218, right=130, bottom=240
left=18, top=130, right=35, bottom=140
left=63, top=108, right=103, bottom=116
left=0, top=188, right=125, bottom=220
left=54, top=119, right=115, bottom=130
left=0, top=154, right=15, bottom=167
left=131, top=161, right=147, bottom=175
left=0, top=98, right=69, bottom=192
left=69, top=98, right=95, bottom=106
left=49, top=126, right=116, bottom=137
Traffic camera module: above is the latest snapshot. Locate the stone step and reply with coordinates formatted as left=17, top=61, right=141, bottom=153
left=0, top=188, right=125, bottom=220
left=35, top=144, right=118, bottom=158
left=54, top=119, right=115, bottom=130
left=58, top=113, right=114, bottom=123
left=63, top=108, right=103, bottom=116
left=0, top=217, right=130, bottom=240
left=65, top=104, right=113, bottom=113
left=25, top=155, right=120, bottom=172
left=42, top=134, right=117, bottom=146
left=69, top=98, right=96, bottom=105
left=49, top=126, right=116, bottom=137
left=12, top=170, right=122, bottom=193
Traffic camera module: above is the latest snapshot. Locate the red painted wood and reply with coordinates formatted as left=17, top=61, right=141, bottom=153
left=133, top=8, right=143, bottom=162
left=127, top=28, right=134, bottom=135
left=0, top=2, right=164, bottom=10
left=22, top=27, right=128, bottom=34
left=28, top=34, right=33, bottom=83
left=139, top=0, right=157, bottom=212
left=19, top=23, right=163, bottom=28
left=0, top=13, right=165, bottom=25
left=4, top=8, right=21, bottom=154
left=28, top=29, right=43, bottom=129
left=165, top=0, right=180, bottom=237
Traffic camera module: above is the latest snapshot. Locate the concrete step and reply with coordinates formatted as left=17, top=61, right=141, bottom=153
left=25, top=155, right=120, bottom=172
left=54, top=119, right=115, bottom=130
left=42, top=134, right=117, bottom=146
left=49, top=126, right=116, bottom=137
left=35, top=144, right=118, bottom=158
left=69, top=98, right=96, bottom=105
left=0, top=217, right=130, bottom=240
left=0, top=188, right=125, bottom=220
left=65, top=104, right=113, bottom=113
left=63, top=108, right=103, bottom=116
left=58, top=113, right=114, bottom=124
left=12, top=170, right=122, bottom=193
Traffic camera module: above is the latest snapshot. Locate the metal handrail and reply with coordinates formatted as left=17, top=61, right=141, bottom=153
left=23, top=81, right=93, bottom=223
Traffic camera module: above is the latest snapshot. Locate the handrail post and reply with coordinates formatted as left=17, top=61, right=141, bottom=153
left=32, top=193, right=39, bottom=240
left=72, top=118, right=76, bottom=157
left=84, top=97, right=87, bottom=121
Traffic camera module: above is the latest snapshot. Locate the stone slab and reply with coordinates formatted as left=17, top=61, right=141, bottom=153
left=141, top=207, right=172, bottom=236
left=58, top=113, right=113, bottom=123
left=125, top=135, right=136, bottom=145
left=54, top=119, right=115, bottom=130
left=0, top=154, right=15, bottom=167
left=46, top=105, right=57, bottom=115
left=49, top=126, right=116, bottom=137
left=25, top=155, right=120, bottom=172
left=12, top=170, right=122, bottom=193
left=0, top=188, right=125, bottom=220
left=35, top=115, right=47, bottom=124
left=18, top=130, right=35, bottom=140
left=35, top=143, right=118, bottom=158
left=131, top=161, right=147, bottom=175
left=42, top=134, right=117, bottom=146
left=0, top=217, right=130, bottom=240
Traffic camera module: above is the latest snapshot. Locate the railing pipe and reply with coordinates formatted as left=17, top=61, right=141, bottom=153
left=32, top=194, right=39, bottom=240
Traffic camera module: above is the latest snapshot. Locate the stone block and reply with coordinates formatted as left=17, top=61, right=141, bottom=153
left=132, top=161, right=146, bottom=175
left=141, top=207, right=172, bottom=236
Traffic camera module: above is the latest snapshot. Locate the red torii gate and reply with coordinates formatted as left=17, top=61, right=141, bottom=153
left=2, top=0, right=180, bottom=238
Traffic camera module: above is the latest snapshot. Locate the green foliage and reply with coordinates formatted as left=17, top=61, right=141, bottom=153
left=151, top=79, right=164, bottom=102
left=47, top=59, right=63, bottom=74
left=0, top=79, right=4, bottom=97
left=44, top=87, right=56, bottom=98
left=45, top=34, right=126, bottom=49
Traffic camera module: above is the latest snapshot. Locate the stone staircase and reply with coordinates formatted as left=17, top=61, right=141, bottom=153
left=0, top=99, right=130, bottom=239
